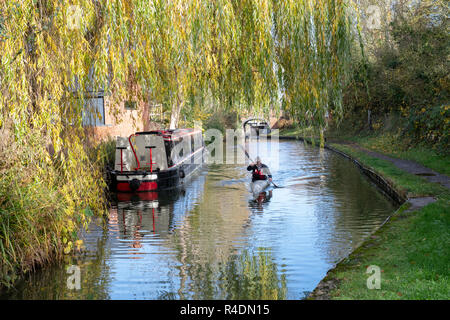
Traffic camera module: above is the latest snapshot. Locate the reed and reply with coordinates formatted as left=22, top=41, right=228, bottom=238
left=0, top=128, right=109, bottom=287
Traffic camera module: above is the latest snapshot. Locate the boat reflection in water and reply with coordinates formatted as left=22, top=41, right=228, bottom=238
left=248, top=189, right=273, bottom=211
left=111, top=187, right=192, bottom=243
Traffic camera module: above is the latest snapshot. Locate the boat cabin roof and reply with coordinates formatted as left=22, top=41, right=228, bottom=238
left=135, top=128, right=202, bottom=141
left=243, top=118, right=269, bottom=127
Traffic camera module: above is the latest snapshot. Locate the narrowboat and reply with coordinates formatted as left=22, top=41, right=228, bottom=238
left=243, top=118, right=271, bottom=138
left=110, top=128, right=205, bottom=192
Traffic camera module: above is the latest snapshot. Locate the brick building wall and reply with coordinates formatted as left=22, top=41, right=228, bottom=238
left=84, top=95, right=163, bottom=142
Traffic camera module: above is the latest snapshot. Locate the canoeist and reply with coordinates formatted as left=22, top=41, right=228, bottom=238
left=247, top=156, right=272, bottom=183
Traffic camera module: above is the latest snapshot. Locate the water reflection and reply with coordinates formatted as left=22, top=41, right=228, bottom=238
left=248, top=190, right=273, bottom=212
left=1, top=140, right=397, bottom=300
left=1, top=220, right=112, bottom=299
left=217, top=248, right=287, bottom=300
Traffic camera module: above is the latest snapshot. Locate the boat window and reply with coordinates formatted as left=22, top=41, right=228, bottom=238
left=177, top=139, right=184, bottom=157
left=164, top=141, right=174, bottom=167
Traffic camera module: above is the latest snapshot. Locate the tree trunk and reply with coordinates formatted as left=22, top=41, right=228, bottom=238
left=169, top=95, right=183, bottom=129
left=319, top=128, right=325, bottom=148
left=368, top=109, right=373, bottom=131
left=169, top=68, right=183, bottom=129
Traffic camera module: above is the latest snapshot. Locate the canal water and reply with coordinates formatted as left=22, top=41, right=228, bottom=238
left=2, top=140, right=397, bottom=299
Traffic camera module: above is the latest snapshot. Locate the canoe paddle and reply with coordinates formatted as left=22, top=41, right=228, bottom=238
left=239, top=145, right=283, bottom=188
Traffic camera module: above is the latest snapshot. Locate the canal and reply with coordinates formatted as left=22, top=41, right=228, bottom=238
left=2, top=140, right=397, bottom=299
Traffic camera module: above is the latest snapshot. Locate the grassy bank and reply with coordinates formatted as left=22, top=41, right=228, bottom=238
left=328, top=131, right=450, bottom=177
left=277, top=126, right=449, bottom=299
left=327, top=143, right=448, bottom=198
left=276, top=126, right=317, bottom=139
left=316, top=189, right=449, bottom=299
left=316, top=139, right=449, bottom=299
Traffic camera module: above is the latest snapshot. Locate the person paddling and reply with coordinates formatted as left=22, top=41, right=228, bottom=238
left=247, top=156, right=272, bottom=183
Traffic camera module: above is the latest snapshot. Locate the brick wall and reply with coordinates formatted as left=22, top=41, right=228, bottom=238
left=85, top=96, right=162, bottom=142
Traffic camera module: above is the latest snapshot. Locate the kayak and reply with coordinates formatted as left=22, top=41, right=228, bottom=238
left=250, top=179, right=270, bottom=197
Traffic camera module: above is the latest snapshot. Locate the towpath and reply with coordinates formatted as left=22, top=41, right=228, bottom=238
left=330, top=140, right=450, bottom=191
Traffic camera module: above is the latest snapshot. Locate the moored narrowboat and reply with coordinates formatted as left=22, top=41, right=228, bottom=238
left=110, top=128, right=205, bottom=192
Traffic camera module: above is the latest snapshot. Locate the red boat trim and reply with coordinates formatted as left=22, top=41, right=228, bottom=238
left=117, top=192, right=158, bottom=201
left=117, top=181, right=157, bottom=192
left=128, top=134, right=140, bottom=170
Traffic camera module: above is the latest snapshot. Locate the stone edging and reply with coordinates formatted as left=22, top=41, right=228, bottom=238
left=324, top=144, right=407, bottom=205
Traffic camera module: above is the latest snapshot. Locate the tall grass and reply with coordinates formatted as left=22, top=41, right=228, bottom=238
left=0, top=128, right=110, bottom=287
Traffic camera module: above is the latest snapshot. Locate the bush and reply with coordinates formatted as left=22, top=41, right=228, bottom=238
left=405, top=105, right=449, bottom=152
left=0, top=127, right=108, bottom=287
left=342, top=2, right=449, bottom=150
left=203, top=110, right=239, bottom=134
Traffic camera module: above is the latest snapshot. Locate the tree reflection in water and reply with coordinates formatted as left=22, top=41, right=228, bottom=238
left=1, top=219, right=112, bottom=299
left=157, top=248, right=287, bottom=300
left=218, top=249, right=287, bottom=300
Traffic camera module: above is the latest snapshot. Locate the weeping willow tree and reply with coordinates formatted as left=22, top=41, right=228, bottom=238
left=0, top=0, right=146, bottom=284
left=272, top=0, right=355, bottom=145
left=144, top=0, right=280, bottom=128
left=0, top=0, right=358, bottom=284
left=1, top=0, right=357, bottom=153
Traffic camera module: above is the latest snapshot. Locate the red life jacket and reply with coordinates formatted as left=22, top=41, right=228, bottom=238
left=253, top=168, right=266, bottom=180
left=247, top=164, right=270, bottom=182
